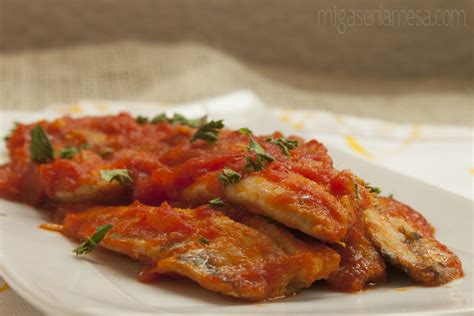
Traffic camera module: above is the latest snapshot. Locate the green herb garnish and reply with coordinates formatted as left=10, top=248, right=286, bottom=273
left=100, top=169, right=133, bottom=185
left=248, top=138, right=274, bottom=162
left=239, top=128, right=275, bottom=171
left=364, top=183, right=381, bottom=194
left=219, top=168, right=241, bottom=185
left=30, top=125, right=54, bottom=163
left=190, top=120, right=224, bottom=144
left=244, top=156, right=266, bottom=172
left=58, top=143, right=91, bottom=160
left=136, top=116, right=149, bottom=124
left=73, top=224, right=113, bottom=255
left=152, top=113, right=207, bottom=128
left=238, top=128, right=253, bottom=136
left=266, top=137, right=299, bottom=157
left=209, top=197, right=227, bottom=208
left=59, top=146, right=80, bottom=159
left=243, top=137, right=275, bottom=171
left=151, top=113, right=168, bottom=124
left=169, top=114, right=206, bottom=128
left=354, top=184, right=361, bottom=200
left=199, top=236, right=210, bottom=244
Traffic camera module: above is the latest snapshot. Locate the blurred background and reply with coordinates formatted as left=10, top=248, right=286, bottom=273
left=0, top=0, right=472, bottom=125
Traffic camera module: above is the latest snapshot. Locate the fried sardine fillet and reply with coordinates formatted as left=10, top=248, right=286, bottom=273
left=364, top=197, right=463, bottom=285
left=0, top=114, right=465, bottom=294
left=1, top=114, right=357, bottom=242
left=62, top=201, right=340, bottom=301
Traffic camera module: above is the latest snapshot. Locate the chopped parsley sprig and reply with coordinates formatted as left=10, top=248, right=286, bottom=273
left=199, top=236, right=210, bottom=244
left=244, top=156, right=266, bottom=172
left=30, top=125, right=54, bottom=163
left=219, top=168, right=241, bottom=185
left=136, top=116, right=149, bottom=124
left=57, top=143, right=91, bottom=160
left=190, top=120, right=224, bottom=144
left=151, top=113, right=207, bottom=128
left=73, top=224, right=113, bottom=255
left=238, top=128, right=253, bottom=136
left=59, top=146, right=80, bottom=159
left=248, top=137, right=275, bottom=162
left=151, top=113, right=167, bottom=124
left=266, top=137, right=299, bottom=157
left=239, top=128, right=275, bottom=172
left=354, top=183, right=361, bottom=200
left=100, top=169, right=133, bottom=186
left=137, top=113, right=208, bottom=127
left=30, top=125, right=93, bottom=162
left=364, top=183, right=381, bottom=194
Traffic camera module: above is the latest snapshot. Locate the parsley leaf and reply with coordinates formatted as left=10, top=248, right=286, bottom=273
left=151, top=113, right=168, bottom=124
left=136, top=116, right=149, bottom=124
left=248, top=137, right=274, bottom=162
left=100, top=169, right=133, bottom=185
left=59, top=146, right=80, bottom=159
left=364, top=183, right=381, bottom=194
left=190, top=120, right=224, bottom=144
left=171, top=114, right=207, bottom=128
left=267, top=137, right=299, bottom=157
left=219, top=168, right=241, bottom=185
left=209, top=197, right=227, bottom=208
left=354, top=183, right=361, bottom=200
left=59, top=143, right=90, bottom=160
left=152, top=113, right=208, bottom=128
left=239, top=129, right=275, bottom=172
left=199, top=236, right=210, bottom=244
left=30, top=125, right=54, bottom=163
left=238, top=127, right=253, bottom=136
left=244, top=137, right=275, bottom=171
left=245, top=156, right=266, bottom=172
left=73, top=224, right=113, bottom=255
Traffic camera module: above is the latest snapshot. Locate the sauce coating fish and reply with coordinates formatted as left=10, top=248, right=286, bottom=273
left=62, top=201, right=340, bottom=301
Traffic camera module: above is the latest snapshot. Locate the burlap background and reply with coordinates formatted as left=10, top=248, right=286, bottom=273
left=0, top=0, right=472, bottom=125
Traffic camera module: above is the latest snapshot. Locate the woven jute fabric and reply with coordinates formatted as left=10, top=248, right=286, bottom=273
left=0, top=0, right=472, bottom=125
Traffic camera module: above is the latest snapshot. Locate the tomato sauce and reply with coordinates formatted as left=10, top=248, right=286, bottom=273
left=0, top=113, right=386, bottom=293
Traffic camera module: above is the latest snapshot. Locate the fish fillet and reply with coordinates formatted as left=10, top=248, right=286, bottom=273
left=62, top=201, right=340, bottom=301
left=2, top=115, right=356, bottom=242
left=364, top=197, right=463, bottom=285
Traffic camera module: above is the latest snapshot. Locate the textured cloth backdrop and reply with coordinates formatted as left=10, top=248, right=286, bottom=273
left=0, top=0, right=473, bottom=125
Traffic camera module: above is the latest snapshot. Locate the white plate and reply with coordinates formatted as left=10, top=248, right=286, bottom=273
left=0, top=93, right=472, bottom=315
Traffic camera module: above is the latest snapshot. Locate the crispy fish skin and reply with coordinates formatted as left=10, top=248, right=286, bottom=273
left=364, top=197, right=463, bottom=285
left=62, top=201, right=340, bottom=301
